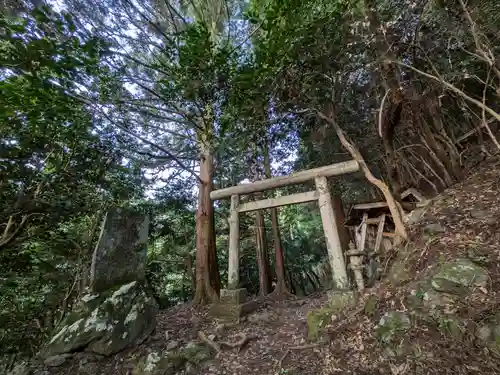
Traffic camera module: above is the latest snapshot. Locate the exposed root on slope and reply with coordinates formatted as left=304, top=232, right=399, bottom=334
left=198, top=331, right=259, bottom=355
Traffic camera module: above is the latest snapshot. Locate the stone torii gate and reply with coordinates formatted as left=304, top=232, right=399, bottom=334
left=209, top=160, right=360, bottom=318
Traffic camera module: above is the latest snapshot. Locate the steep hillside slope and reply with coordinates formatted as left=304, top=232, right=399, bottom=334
left=17, top=157, right=500, bottom=375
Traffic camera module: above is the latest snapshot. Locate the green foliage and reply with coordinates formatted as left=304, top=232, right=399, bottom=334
left=0, top=7, right=144, bottom=358
left=146, top=189, right=197, bottom=307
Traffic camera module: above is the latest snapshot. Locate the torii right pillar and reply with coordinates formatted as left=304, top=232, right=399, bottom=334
left=315, top=176, right=349, bottom=290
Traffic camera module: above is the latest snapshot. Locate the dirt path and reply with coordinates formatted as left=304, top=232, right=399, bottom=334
left=153, top=294, right=329, bottom=375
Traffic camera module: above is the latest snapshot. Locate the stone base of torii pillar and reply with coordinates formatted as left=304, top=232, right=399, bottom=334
left=209, top=288, right=260, bottom=321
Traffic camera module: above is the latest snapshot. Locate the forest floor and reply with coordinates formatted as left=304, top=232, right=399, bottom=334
left=47, top=154, right=500, bottom=375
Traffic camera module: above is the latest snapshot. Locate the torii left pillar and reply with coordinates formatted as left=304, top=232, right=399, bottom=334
left=210, top=194, right=259, bottom=320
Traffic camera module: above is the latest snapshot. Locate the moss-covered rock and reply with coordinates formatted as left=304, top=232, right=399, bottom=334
left=307, top=290, right=358, bottom=340
left=364, top=295, right=379, bottom=316
left=182, top=343, right=213, bottom=365
left=431, top=258, right=488, bottom=294
left=132, top=351, right=185, bottom=375
left=307, top=291, right=357, bottom=341
left=439, top=317, right=465, bottom=340
left=387, top=258, right=411, bottom=287
left=406, top=278, right=460, bottom=315
left=132, top=343, right=215, bottom=375
left=475, top=313, right=500, bottom=353
left=327, top=290, right=358, bottom=311
left=44, top=281, right=158, bottom=357
left=423, top=223, right=445, bottom=234
left=307, top=307, right=336, bottom=341
left=375, top=311, right=411, bottom=344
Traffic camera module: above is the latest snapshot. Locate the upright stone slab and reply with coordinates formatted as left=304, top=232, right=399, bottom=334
left=90, top=208, right=149, bottom=292
left=44, top=208, right=157, bottom=358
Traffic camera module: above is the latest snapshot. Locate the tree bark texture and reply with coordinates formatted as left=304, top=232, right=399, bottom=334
left=254, top=207, right=272, bottom=295
left=249, top=143, right=272, bottom=296
left=193, top=136, right=220, bottom=305
left=364, top=0, right=405, bottom=199
left=263, top=141, right=289, bottom=295
left=332, top=195, right=350, bottom=252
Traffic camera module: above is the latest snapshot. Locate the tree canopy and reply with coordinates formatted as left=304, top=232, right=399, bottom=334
left=1, top=0, right=500, bottom=364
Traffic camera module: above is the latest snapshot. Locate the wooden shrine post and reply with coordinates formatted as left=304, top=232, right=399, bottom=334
left=315, top=176, right=349, bottom=288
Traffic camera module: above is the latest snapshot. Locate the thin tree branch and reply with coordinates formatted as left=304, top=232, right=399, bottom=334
left=96, top=107, right=202, bottom=182
left=378, top=89, right=390, bottom=137
left=391, top=60, right=500, bottom=123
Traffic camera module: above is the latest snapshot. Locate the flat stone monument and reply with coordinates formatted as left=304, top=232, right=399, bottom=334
left=90, top=207, right=149, bottom=292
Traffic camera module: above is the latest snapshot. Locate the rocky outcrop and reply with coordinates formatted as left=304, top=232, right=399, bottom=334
left=431, top=258, right=488, bottom=294
left=132, top=342, right=214, bottom=375
left=375, top=311, right=411, bottom=343
left=43, top=281, right=158, bottom=357
left=378, top=257, right=491, bottom=352
left=43, top=208, right=157, bottom=358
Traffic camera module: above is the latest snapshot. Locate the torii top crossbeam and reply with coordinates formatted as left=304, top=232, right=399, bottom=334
left=210, top=160, right=359, bottom=200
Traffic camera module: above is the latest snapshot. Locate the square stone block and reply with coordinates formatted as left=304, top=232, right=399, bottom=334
left=209, top=299, right=260, bottom=321
left=219, top=288, right=247, bottom=305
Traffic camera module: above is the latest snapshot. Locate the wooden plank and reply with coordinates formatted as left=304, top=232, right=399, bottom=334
left=238, top=191, right=318, bottom=213
left=366, top=217, right=385, bottom=224
left=374, top=214, right=386, bottom=253
left=210, top=160, right=359, bottom=200
left=352, top=201, right=388, bottom=210
left=353, top=201, right=417, bottom=211
left=359, top=213, right=368, bottom=252
left=348, top=216, right=392, bottom=226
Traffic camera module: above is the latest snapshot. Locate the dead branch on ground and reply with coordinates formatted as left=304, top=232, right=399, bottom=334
left=326, top=305, right=365, bottom=335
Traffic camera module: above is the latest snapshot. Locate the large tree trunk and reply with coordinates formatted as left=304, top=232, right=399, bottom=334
left=193, top=136, right=220, bottom=306
left=332, top=195, right=350, bottom=252
left=263, top=140, right=290, bottom=295
left=250, top=142, right=272, bottom=296
left=254, top=208, right=272, bottom=295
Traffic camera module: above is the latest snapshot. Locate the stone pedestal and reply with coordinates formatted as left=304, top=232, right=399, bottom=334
left=209, top=288, right=259, bottom=321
